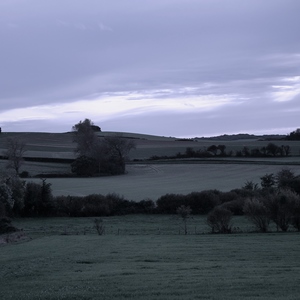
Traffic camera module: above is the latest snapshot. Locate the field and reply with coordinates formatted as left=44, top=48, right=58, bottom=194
left=1, top=216, right=300, bottom=300
left=1, top=132, right=300, bottom=299
left=1, top=132, right=300, bottom=200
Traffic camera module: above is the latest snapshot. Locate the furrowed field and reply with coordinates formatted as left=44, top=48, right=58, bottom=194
left=1, top=132, right=300, bottom=299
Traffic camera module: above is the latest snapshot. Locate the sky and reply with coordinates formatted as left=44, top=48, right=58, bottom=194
left=0, top=0, right=299, bottom=137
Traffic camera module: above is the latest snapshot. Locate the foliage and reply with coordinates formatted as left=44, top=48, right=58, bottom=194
left=243, top=197, right=270, bottom=233
left=207, top=206, right=232, bottom=233
left=0, top=217, right=18, bottom=234
left=275, top=168, right=295, bottom=189
left=72, top=118, right=98, bottom=157
left=23, top=179, right=53, bottom=216
left=260, top=173, right=275, bottom=189
left=265, top=189, right=299, bottom=232
left=71, top=155, right=98, bottom=176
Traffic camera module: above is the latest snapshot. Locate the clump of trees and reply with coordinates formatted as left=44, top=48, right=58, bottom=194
left=71, top=119, right=136, bottom=176
left=286, top=128, right=300, bottom=140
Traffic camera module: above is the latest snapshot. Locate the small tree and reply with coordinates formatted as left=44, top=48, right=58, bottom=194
left=276, top=168, right=295, bottom=189
left=207, top=206, right=232, bottom=234
left=260, top=173, right=275, bottom=189
left=94, top=218, right=105, bottom=235
left=243, top=197, right=270, bottom=233
left=4, top=137, right=26, bottom=175
left=177, top=205, right=192, bottom=235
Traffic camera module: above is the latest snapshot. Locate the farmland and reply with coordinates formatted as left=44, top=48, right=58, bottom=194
left=1, top=131, right=300, bottom=200
left=1, top=132, right=300, bottom=299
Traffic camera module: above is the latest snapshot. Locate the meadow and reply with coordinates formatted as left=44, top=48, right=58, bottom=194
left=1, top=216, right=300, bottom=300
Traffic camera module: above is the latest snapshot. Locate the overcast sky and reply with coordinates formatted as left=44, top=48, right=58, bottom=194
left=0, top=0, right=299, bottom=137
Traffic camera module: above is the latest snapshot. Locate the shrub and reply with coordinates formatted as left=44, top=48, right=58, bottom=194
left=71, top=155, right=98, bottom=176
left=265, top=189, right=298, bottom=232
left=207, top=206, right=232, bottom=234
left=186, top=190, right=220, bottom=214
left=0, top=217, right=18, bottom=234
left=94, top=218, right=105, bottom=235
left=23, top=180, right=53, bottom=216
left=156, top=194, right=186, bottom=214
left=243, top=197, right=270, bottom=233
left=177, top=205, right=192, bottom=235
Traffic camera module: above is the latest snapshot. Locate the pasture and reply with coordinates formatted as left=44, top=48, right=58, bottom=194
left=1, top=216, right=300, bottom=299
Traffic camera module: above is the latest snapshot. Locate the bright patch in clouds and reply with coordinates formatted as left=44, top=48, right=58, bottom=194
left=272, top=76, right=300, bottom=102
left=0, top=90, right=236, bottom=127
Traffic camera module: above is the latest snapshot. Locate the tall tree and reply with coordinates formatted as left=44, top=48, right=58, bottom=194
left=72, top=119, right=98, bottom=157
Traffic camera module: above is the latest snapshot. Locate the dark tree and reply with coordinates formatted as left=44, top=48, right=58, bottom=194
left=207, top=145, right=218, bottom=156
left=266, top=143, right=279, bottom=156
left=72, top=119, right=98, bottom=157
left=260, top=173, right=276, bottom=189
left=4, top=137, right=26, bottom=175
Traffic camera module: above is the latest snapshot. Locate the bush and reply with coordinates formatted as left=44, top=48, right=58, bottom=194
left=23, top=180, right=53, bottom=216
left=243, top=197, right=270, bottom=233
left=207, top=206, right=232, bottom=234
left=71, top=155, right=98, bottom=176
left=156, top=194, right=186, bottom=214
left=265, top=189, right=299, bottom=232
left=0, top=217, right=18, bottom=234
left=186, top=191, right=220, bottom=214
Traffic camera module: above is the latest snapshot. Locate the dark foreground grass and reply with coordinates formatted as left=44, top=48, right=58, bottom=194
left=1, top=217, right=300, bottom=300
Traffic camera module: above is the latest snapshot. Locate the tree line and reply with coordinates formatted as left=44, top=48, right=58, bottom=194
left=1, top=168, right=300, bottom=234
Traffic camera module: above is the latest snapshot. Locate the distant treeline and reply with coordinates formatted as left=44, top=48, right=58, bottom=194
left=147, top=142, right=293, bottom=161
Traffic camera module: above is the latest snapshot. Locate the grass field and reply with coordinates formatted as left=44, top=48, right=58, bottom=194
left=1, top=216, right=300, bottom=300
left=27, top=163, right=300, bottom=201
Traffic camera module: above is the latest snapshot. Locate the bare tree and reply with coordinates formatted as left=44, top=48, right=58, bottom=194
left=177, top=205, right=192, bottom=235
left=4, top=138, right=26, bottom=175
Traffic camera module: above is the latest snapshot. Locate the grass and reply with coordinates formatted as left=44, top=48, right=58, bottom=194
left=1, top=216, right=300, bottom=299
left=25, top=163, right=300, bottom=201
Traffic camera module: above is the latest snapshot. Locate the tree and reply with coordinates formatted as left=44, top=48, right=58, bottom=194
left=207, top=206, right=232, bottom=233
left=275, top=168, right=295, bottom=189
left=207, top=145, right=218, bottom=156
left=260, top=173, right=275, bottom=189
left=217, top=145, right=226, bottom=156
left=266, top=143, right=279, bottom=156
left=177, top=205, right=192, bottom=235
left=102, top=134, right=136, bottom=174
left=243, top=197, right=270, bottom=233
left=4, top=137, right=26, bottom=175
left=72, top=119, right=98, bottom=157
left=71, top=155, right=98, bottom=176
left=265, top=189, right=298, bottom=232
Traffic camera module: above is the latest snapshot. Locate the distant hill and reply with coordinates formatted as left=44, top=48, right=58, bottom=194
left=195, top=133, right=287, bottom=141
